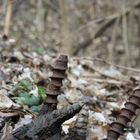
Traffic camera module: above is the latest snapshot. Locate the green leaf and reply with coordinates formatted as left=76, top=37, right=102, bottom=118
left=14, top=98, right=25, bottom=105
left=19, top=79, right=32, bottom=91
left=19, top=92, right=30, bottom=97
left=28, top=95, right=39, bottom=106
left=12, top=96, right=28, bottom=105
left=38, top=86, right=47, bottom=101
left=12, top=79, right=33, bottom=95
left=30, top=106, right=40, bottom=113
left=13, top=94, right=39, bottom=107
left=32, top=47, right=45, bottom=54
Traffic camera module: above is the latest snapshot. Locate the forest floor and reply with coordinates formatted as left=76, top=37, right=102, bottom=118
left=0, top=41, right=140, bottom=140
left=1, top=0, right=140, bottom=140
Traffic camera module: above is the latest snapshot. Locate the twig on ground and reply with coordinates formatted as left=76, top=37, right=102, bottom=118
left=72, top=57, right=140, bottom=73
left=82, top=77, right=123, bottom=85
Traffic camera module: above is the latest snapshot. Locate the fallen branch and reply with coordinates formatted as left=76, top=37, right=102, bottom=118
left=4, top=102, right=84, bottom=140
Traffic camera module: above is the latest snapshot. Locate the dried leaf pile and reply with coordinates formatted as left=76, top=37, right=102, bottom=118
left=0, top=39, right=140, bottom=140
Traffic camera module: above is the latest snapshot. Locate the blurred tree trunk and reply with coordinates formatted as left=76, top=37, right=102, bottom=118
left=36, top=0, right=45, bottom=35
left=59, top=0, right=72, bottom=54
left=3, top=0, right=13, bottom=40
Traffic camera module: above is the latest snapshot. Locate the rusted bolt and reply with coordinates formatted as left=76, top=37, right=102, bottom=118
left=106, top=89, right=140, bottom=140
left=40, top=54, right=68, bottom=114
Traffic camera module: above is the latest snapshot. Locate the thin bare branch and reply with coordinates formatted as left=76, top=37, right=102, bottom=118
left=3, top=0, right=14, bottom=40
left=72, top=57, right=140, bottom=73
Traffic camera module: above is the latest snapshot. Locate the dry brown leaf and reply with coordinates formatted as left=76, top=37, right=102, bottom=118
left=0, top=90, right=20, bottom=109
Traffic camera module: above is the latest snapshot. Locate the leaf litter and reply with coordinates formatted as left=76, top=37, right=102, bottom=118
left=0, top=43, right=140, bottom=140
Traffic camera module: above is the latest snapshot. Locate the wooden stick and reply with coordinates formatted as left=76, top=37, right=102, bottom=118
left=3, top=0, right=13, bottom=40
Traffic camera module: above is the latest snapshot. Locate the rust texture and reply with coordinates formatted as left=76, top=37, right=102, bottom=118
left=40, top=54, right=68, bottom=114
left=106, top=89, right=140, bottom=140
